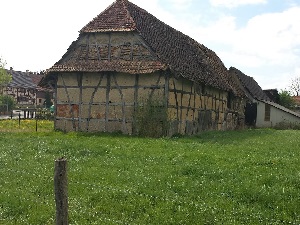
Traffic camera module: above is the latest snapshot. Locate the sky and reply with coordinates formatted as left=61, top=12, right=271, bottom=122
left=0, top=0, right=300, bottom=91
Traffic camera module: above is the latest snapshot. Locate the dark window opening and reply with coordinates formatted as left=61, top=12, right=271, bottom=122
left=264, top=104, right=271, bottom=121
left=227, top=92, right=233, bottom=109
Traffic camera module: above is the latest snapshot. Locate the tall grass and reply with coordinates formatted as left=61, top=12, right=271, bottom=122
left=0, top=120, right=299, bottom=224
left=0, top=119, right=53, bottom=132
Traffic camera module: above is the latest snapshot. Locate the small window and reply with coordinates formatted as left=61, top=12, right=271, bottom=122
left=264, top=104, right=271, bottom=121
left=227, top=92, right=232, bottom=109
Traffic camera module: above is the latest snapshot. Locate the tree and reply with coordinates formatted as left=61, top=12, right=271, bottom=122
left=0, top=95, right=15, bottom=112
left=0, top=57, right=14, bottom=113
left=0, top=57, right=12, bottom=93
left=290, top=77, right=300, bottom=96
left=278, top=90, right=295, bottom=109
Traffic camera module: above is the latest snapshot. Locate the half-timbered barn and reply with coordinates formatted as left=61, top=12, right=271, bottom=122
left=40, top=0, right=245, bottom=136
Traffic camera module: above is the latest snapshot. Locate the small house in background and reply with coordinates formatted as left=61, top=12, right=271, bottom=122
left=40, top=0, right=246, bottom=136
left=229, top=67, right=300, bottom=127
left=4, top=68, right=53, bottom=107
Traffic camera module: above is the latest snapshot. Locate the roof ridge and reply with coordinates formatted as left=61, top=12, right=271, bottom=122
left=80, top=0, right=136, bottom=33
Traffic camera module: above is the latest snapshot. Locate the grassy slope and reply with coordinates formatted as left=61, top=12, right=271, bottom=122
left=0, top=121, right=299, bottom=224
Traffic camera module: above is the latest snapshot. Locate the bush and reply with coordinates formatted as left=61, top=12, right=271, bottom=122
left=133, top=98, right=169, bottom=137
left=35, top=108, right=54, bottom=120
left=273, top=121, right=300, bottom=130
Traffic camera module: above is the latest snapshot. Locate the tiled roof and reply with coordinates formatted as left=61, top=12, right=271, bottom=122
left=44, top=0, right=241, bottom=95
left=80, top=0, right=136, bottom=33
left=229, top=67, right=270, bottom=101
left=227, top=68, right=247, bottom=98
left=263, top=89, right=279, bottom=103
left=7, top=70, right=37, bottom=89
left=6, top=69, right=47, bottom=91
left=49, top=61, right=167, bottom=74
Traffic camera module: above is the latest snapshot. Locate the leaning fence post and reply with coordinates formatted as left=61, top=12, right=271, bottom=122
left=54, top=158, right=68, bottom=225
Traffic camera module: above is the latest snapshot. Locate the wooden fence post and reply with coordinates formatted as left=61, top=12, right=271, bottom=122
left=35, top=116, right=38, bottom=132
left=54, top=158, right=68, bottom=225
left=18, top=113, right=21, bottom=128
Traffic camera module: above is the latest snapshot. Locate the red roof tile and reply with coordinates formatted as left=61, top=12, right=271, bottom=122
left=80, top=0, right=136, bottom=33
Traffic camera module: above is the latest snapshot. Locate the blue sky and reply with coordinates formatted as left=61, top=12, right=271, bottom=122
left=0, top=0, right=300, bottom=92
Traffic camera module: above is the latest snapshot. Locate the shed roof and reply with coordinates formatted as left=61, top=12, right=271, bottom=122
left=261, top=100, right=300, bottom=118
left=44, top=0, right=240, bottom=95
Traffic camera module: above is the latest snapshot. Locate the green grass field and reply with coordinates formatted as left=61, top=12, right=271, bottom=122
left=0, top=120, right=299, bottom=224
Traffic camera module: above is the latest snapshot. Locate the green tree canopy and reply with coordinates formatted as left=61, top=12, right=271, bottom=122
left=0, top=95, right=15, bottom=112
left=0, top=57, right=12, bottom=87
left=278, top=90, right=295, bottom=109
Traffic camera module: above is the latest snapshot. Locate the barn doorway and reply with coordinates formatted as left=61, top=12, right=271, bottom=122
left=245, top=103, right=257, bottom=126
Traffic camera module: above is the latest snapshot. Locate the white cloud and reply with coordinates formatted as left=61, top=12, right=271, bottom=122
left=210, top=0, right=267, bottom=8
left=233, top=7, right=300, bottom=67
left=167, top=0, right=193, bottom=9
left=187, top=6, right=300, bottom=67
left=295, top=67, right=300, bottom=75
left=169, top=0, right=192, bottom=3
